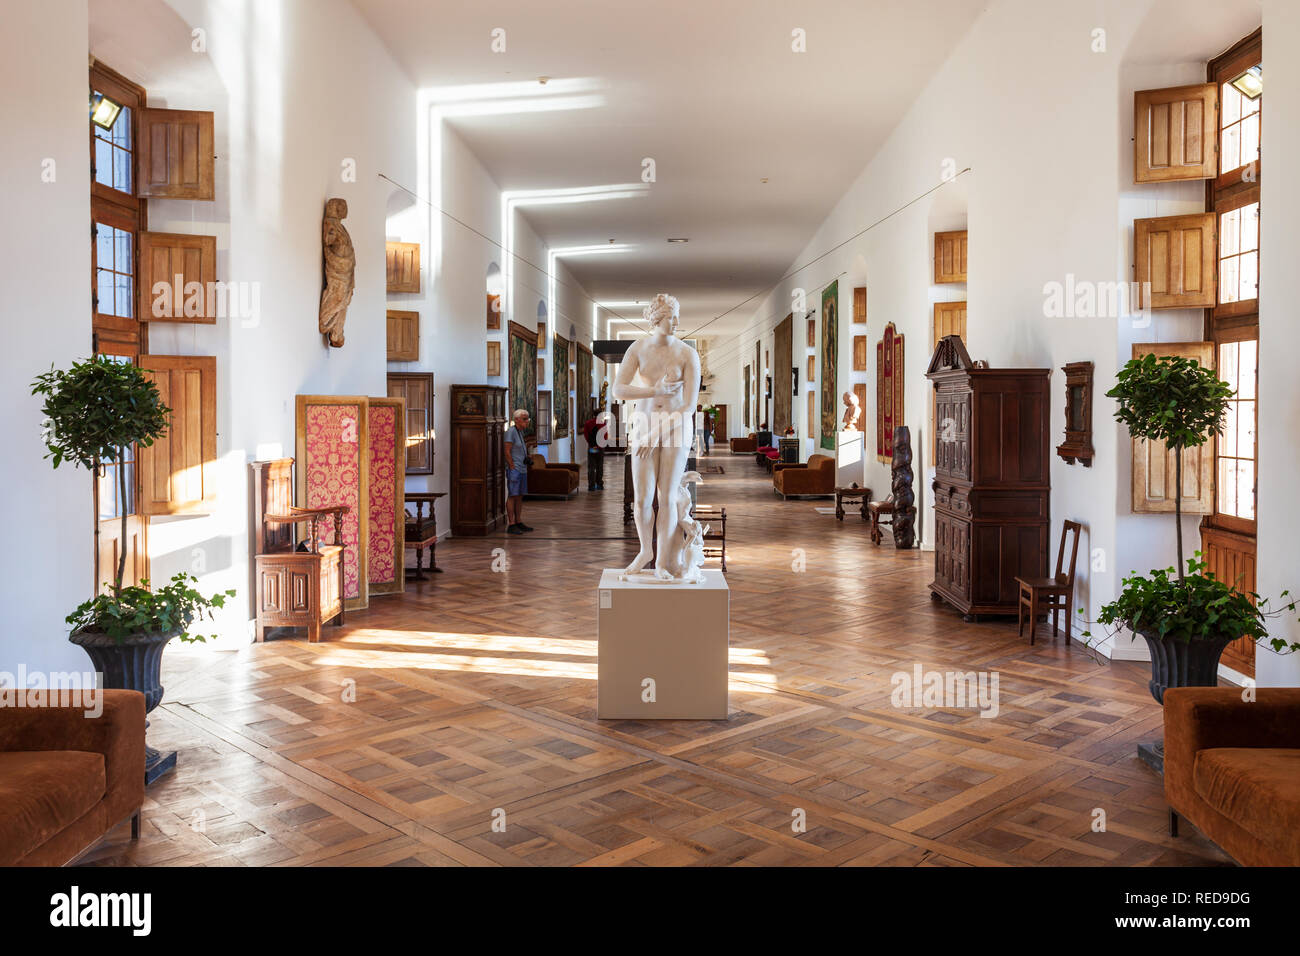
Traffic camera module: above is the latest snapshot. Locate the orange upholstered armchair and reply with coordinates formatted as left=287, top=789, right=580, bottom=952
left=1164, top=687, right=1300, bottom=866
left=773, top=453, right=836, bottom=498
left=526, top=453, right=580, bottom=498
left=0, top=689, right=146, bottom=866
left=729, top=433, right=758, bottom=453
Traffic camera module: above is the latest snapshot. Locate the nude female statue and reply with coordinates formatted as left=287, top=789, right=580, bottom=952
left=612, top=293, right=701, bottom=581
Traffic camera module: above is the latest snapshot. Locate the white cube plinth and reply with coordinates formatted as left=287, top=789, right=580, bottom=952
left=836, top=430, right=865, bottom=488
left=597, top=569, right=729, bottom=719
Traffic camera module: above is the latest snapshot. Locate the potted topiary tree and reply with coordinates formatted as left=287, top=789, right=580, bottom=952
left=1092, top=353, right=1298, bottom=770
left=32, top=355, right=234, bottom=783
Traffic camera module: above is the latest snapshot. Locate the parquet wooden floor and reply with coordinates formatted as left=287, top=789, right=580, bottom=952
left=80, top=454, right=1231, bottom=866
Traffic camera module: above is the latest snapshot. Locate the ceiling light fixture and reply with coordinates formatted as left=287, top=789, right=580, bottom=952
left=667, top=237, right=689, bottom=243
left=1231, top=65, right=1262, bottom=100
left=537, top=76, right=550, bottom=85
left=90, top=91, right=123, bottom=131
left=760, top=177, right=769, bottom=184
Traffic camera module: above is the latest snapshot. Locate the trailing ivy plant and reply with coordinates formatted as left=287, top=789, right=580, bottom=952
left=1080, top=553, right=1300, bottom=655
left=31, top=355, right=172, bottom=591
left=66, top=573, right=236, bottom=645
left=1106, top=354, right=1233, bottom=580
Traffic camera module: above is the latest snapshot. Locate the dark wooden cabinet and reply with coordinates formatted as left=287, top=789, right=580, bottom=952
left=450, top=384, right=507, bottom=536
left=926, top=337, right=1050, bottom=618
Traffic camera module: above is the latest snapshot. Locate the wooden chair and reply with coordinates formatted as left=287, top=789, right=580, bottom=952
left=251, top=459, right=348, bottom=643
left=1017, top=519, right=1082, bottom=645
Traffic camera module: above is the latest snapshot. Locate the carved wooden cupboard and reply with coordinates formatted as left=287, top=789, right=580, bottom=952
left=926, top=337, right=1051, bottom=619
left=450, top=384, right=507, bottom=536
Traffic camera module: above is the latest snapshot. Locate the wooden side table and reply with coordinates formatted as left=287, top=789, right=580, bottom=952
left=834, top=485, right=872, bottom=522
left=868, top=498, right=896, bottom=545
left=404, top=492, right=445, bottom=580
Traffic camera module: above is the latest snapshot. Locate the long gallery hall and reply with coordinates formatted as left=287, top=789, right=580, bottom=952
left=2, top=0, right=1299, bottom=914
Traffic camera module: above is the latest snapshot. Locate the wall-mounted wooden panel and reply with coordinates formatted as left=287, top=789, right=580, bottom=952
left=932, top=301, right=968, bottom=462
left=139, top=232, right=218, bottom=323
left=853, top=286, right=866, bottom=324
left=852, top=335, right=867, bottom=371
left=386, top=309, right=419, bottom=361
left=387, top=372, right=434, bottom=475
left=137, top=355, right=217, bottom=515
left=1135, top=212, right=1216, bottom=308
left=1134, top=83, right=1218, bottom=183
left=487, top=340, right=502, bottom=377
left=385, top=242, right=420, bottom=293
left=934, top=230, right=968, bottom=284
left=137, top=108, right=214, bottom=200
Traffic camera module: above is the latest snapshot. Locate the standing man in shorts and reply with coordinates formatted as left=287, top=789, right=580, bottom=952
left=504, top=409, right=534, bottom=535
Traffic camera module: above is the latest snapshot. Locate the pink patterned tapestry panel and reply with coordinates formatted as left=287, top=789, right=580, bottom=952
left=368, top=404, right=398, bottom=585
left=304, top=403, right=363, bottom=600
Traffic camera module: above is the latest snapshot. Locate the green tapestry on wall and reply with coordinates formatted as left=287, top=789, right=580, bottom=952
left=819, top=280, right=838, bottom=450
left=575, top=344, right=592, bottom=430
left=508, top=322, right=537, bottom=441
left=553, top=334, right=570, bottom=439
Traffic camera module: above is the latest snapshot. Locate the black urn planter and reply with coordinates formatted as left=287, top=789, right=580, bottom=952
left=1135, top=629, right=1234, bottom=774
left=70, top=627, right=180, bottom=785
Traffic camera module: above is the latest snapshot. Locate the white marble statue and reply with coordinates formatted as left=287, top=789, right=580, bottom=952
left=613, top=293, right=702, bottom=582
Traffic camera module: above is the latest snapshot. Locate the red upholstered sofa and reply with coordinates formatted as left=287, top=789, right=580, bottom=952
left=0, top=689, right=145, bottom=866
left=1164, top=686, right=1300, bottom=866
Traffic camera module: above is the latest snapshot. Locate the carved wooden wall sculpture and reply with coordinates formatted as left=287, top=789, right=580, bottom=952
left=319, top=199, right=355, bottom=348
left=876, top=322, right=904, bottom=462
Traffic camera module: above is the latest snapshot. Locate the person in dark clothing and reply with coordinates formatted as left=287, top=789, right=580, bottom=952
left=583, top=412, right=605, bottom=490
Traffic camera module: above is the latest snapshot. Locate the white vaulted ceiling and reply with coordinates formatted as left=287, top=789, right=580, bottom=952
left=352, top=0, right=988, bottom=336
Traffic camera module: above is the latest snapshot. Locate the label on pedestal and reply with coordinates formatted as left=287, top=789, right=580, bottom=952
left=597, top=569, right=729, bottom=719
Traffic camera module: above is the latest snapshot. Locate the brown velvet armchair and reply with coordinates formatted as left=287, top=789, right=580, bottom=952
left=526, top=453, right=580, bottom=498
left=729, top=433, right=758, bottom=453
left=0, top=689, right=145, bottom=866
left=1164, top=686, right=1300, bottom=866
left=773, top=453, right=836, bottom=498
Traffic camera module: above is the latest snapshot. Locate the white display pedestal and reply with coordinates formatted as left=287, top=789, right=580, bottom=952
left=597, top=569, right=729, bottom=719
left=836, top=430, right=865, bottom=488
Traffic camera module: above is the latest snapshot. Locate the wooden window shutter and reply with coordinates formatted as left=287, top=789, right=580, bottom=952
left=139, top=232, right=218, bottom=322
left=931, top=301, right=967, bottom=460
left=1134, top=212, right=1216, bottom=309
left=137, top=108, right=215, bottom=200
left=386, top=310, right=419, bottom=361
left=934, top=230, right=967, bottom=284
left=1134, top=84, right=1217, bottom=183
left=386, top=242, right=421, bottom=293
left=138, top=355, right=218, bottom=515
left=1130, top=341, right=1215, bottom=515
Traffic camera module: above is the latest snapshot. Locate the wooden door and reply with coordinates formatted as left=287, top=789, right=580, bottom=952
left=713, top=405, right=727, bottom=441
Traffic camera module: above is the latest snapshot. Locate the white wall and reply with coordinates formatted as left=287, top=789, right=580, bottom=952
left=712, top=0, right=1282, bottom=676
left=0, top=0, right=96, bottom=676
left=1257, top=0, right=1300, bottom=686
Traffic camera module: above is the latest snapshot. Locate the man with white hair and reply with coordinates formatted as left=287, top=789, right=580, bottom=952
left=503, top=408, right=533, bottom=535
